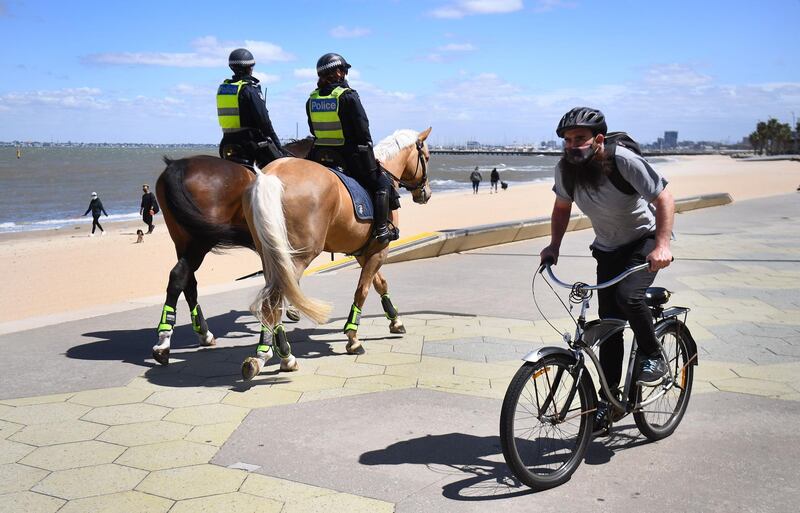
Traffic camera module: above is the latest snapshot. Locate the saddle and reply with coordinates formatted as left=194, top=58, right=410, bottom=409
left=326, top=167, right=374, bottom=220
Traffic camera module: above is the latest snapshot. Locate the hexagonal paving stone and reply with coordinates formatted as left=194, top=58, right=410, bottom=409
left=315, top=363, right=385, bottom=379
left=33, top=463, right=147, bottom=500
left=169, top=491, right=282, bottom=513
left=19, top=441, right=125, bottom=471
left=164, top=403, right=249, bottom=426
left=0, top=491, right=64, bottom=513
left=68, top=387, right=152, bottom=407
left=344, top=374, right=418, bottom=391
left=273, top=374, right=347, bottom=393
left=146, top=388, right=227, bottom=408
left=418, top=374, right=492, bottom=392
left=184, top=422, right=241, bottom=446
left=0, top=419, right=24, bottom=439
left=298, top=387, right=369, bottom=403
left=116, top=440, right=218, bottom=471
left=0, top=392, right=74, bottom=406
left=0, top=438, right=35, bottom=464
left=0, top=463, right=49, bottom=494
left=98, top=420, right=192, bottom=447
left=283, top=492, right=394, bottom=513
left=355, top=352, right=420, bottom=366
left=241, top=473, right=334, bottom=503
left=136, top=464, right=246, bottom=500
left=81, top=403, right=171, bottom=425
left=0, top=402, right=90, bottom=425
left=222, top=388, right=302, bottom=409
left=57, top=490, right=173, bottom=513
left=713, top=377, right=796, bottom=398
left=11, top=420, right=107, bottom=446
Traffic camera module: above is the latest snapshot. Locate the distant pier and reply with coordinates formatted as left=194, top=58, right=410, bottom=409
left=430, top=149, right=727, bottom=157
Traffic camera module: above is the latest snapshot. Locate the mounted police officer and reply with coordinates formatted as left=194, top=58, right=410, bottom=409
left=306, top=53, right=398, bottom=244
left=217, top=48, right=284, bottom=167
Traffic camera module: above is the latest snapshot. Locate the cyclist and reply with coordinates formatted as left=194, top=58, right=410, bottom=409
left=539, top=107, right=675, bottom=429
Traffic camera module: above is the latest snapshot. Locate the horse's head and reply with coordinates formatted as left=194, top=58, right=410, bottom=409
left=376, top=127, right=432, bottom=204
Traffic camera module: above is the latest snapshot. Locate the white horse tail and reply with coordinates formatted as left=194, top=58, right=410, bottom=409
left=247, top=173, right=331, bottom=325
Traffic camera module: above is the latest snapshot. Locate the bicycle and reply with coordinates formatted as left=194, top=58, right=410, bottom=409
left=499, top=261, right=699, bottom=490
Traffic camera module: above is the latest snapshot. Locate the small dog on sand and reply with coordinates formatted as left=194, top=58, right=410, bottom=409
left=501, top=181, right=508, bottom=190
left=136, top=229, right=145, bottom=243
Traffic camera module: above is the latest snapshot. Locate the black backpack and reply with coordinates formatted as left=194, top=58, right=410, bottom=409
left=564, top=131, right=641, bottom=197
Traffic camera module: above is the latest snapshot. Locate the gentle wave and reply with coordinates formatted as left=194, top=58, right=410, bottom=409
left=0, top=212, right=141, bottom=233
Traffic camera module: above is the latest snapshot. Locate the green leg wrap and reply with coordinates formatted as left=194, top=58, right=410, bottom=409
left=272, top=324, right=291, bottom=359
left=380, top=294, right=398, bottom=320
left=158, top=305, right=176, bottom=332
left=190, top=304, right=208, bottom=334
left=256, top=325, right=272, bottom=356
left=343, top=304, right=361, bottom=333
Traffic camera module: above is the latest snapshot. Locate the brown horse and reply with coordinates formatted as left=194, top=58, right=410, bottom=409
left=240, top=128, right=432, bottom=379
left=151, top=139, right=314, bottom=365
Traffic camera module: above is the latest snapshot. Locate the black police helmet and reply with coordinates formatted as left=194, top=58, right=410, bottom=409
left=229, top=48, right=255, bottom=72
left=556, top=107, right=607, bottom=138
left=316, top=53, right=351, bottom=76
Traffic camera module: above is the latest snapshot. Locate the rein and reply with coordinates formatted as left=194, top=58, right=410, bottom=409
left=385, top=140, right=428, bottom=192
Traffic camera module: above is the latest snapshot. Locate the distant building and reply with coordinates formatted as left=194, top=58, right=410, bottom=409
left=664, top=131, right=678, bottom=149
left=465, top=140, right=481, bottom=149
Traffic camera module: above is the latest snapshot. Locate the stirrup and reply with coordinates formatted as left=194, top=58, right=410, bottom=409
left=373, top=223, right=399, bottom=243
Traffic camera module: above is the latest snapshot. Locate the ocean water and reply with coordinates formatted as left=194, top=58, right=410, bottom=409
left=0, top=146, right=562, bottom=233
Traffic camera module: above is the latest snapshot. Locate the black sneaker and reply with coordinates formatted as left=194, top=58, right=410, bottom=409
left=592, top=401, right=611, bottom=437
left=637, top=355, right=668, bottom=385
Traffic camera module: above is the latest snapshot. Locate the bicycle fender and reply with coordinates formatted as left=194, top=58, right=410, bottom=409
left=521, top=346, right=576, bottom=364
left=656, top=318, right=699, bottom=366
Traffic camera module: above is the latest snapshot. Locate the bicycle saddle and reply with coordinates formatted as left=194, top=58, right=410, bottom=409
left=645, top=287, right=671, bottom=307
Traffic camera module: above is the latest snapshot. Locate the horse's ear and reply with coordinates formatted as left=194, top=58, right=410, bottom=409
left=418, top=127, right=432, bottom=141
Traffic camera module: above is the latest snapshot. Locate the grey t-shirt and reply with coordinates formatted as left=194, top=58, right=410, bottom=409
left=552, top=146, right=668, bottom=251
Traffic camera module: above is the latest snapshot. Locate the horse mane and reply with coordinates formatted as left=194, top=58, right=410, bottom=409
left=374, top=129, right=419, bottom=162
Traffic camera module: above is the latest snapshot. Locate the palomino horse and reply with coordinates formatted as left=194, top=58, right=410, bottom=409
left=241, top=128, right=432, bottom=379
left=150, top=139, right=314, bottom=365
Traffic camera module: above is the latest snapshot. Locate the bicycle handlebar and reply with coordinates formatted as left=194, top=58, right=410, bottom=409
left=540, top=262, right=650, bottom=291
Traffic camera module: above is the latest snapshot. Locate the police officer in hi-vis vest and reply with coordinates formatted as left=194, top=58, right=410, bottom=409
left=217, top=48, right=284, bottom=166
left=306, top=53, right=398, bottom=244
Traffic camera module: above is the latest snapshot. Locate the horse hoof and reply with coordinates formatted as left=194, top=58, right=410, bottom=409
left=198, top=331, right=216, bottom=347
left=152, top=348, right=170, bottom=366
left=280, top=356, right=299, bottom=372
left=389, top=321, right=406, bottom=334
left=286, top=307, right=301, bottom=322
left=346, top=340, right=365, bottom=355
left=241, top=357, right=262, bottom=381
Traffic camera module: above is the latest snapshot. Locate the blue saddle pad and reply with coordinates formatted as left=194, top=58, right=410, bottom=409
left=327, top=167, right=373, bottom=220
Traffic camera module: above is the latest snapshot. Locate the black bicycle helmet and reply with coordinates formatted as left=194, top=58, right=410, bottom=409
left=316, top=53, right=351, bottom=76
left=229, top=48, right=255, bottom=73
left=556, top=107, right=607, bottom=137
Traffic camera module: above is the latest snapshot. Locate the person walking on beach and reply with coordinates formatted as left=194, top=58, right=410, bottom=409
left=490, top=167, right=500, bottom=193
left=306, top=52, right=398, bottom=243
left=83, top=192, right=108, bottom=236
left=539, top=106, right=675, bottom=434
left=217, top=48, right=284, bottom=167
left=140, top=184, right=159, bottom=234
left=470, top=166, right=482, bottom=194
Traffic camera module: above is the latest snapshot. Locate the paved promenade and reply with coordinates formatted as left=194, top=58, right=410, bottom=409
left=1, top=194, right=799, bottom=512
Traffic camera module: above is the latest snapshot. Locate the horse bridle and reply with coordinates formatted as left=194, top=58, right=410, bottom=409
left=386, top=139, right=429, bottom=192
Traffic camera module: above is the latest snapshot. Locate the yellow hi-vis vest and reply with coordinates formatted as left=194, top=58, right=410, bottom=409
left=217, top=80, right=247, bottom=133
left=309, top=86, right=350, bottom=146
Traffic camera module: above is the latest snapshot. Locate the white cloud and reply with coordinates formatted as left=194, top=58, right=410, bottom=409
left=643, top=63, right=712, bottom=88
left=253, top=71, right=280, bottom=84
left=533, top=0, right=577, bottom=13
left=0, top=87, right=110, bottom=110
left=85, top=36, right=294, bottom=68
left=438, top=43, right=476, bottom=52
left=330, top=25, right=371, bottom=38
left=431, top=0, right=523, bottom=18
left=293, top=68, right=317, bottom=79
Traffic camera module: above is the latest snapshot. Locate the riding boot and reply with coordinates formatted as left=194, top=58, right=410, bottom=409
left=372, top=189, right=398, bottom=243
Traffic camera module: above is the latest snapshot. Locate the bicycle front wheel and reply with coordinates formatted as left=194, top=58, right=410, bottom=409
left=634, top=320, right=695, bottom=440
left=500, top=354, right=595, bottom=490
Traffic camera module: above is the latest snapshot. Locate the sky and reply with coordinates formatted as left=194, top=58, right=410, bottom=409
left=0, top=0, right=798, bottom=145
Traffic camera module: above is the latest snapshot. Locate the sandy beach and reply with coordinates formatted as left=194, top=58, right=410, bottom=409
left=1, top=154, right=798, bottom=325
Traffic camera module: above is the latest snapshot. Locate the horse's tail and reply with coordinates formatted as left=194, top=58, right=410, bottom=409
left=247, top=171, right=331, bottom=325
left=157, top=157, right=255, bottom=251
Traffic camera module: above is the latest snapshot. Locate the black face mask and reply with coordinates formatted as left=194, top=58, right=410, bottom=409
left=564, top=140, right=596, bottom=165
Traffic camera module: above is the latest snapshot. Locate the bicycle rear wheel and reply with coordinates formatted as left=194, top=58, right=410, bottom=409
left=634, top=321, right=694, bottom=440
left=500, top=354, right=595, bottom=490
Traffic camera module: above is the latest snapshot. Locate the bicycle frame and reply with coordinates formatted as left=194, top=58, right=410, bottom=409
left=523, top=262, right=686, bottom=419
